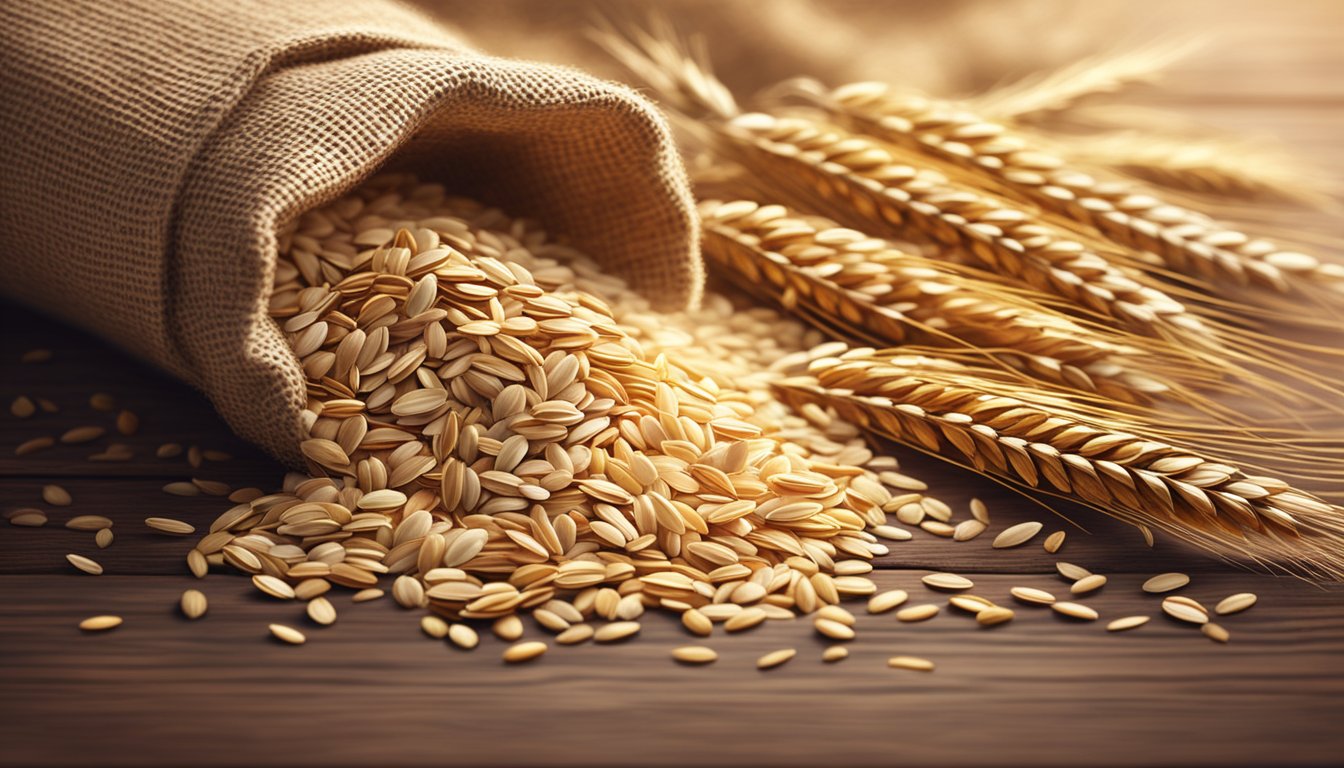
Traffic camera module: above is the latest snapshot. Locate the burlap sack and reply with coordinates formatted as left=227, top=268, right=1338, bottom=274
left=0, top=0, right=701, bottom=467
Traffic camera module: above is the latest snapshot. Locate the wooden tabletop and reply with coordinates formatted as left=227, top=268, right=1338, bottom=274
left=3, top=3, right=1343, bottom=766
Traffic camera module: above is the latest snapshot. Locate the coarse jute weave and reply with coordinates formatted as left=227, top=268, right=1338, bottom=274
left=0, top=0, right=700, bottom=466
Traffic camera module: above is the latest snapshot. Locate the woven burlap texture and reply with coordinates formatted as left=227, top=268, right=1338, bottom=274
left=0, top=0, right=701, bottom=467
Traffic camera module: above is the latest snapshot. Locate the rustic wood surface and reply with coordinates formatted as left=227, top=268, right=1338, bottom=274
left=2, top=3, right=1342, bottom=766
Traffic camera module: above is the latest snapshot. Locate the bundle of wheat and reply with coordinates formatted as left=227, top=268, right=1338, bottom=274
left=595, top=19, right=1344, bottom=576
left=799, top=80, right=1344, bottom=305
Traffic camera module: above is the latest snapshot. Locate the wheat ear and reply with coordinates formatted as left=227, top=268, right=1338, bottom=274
left=809, top=81, right=1344, bottom=303
left=697, top=198, right=1249, bottom=405
left=773, top=352, right=1344, bottom=580
left=596, top=26, right=1206, bottom=344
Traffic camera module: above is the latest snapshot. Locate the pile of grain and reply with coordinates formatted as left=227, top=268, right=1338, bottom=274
left=192, top=174, right=951, bottom=640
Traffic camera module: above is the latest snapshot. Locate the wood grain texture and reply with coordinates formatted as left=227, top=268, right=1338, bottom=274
left=1, top=572, right=1341, bottom=767
left=1, top=1, right=1342, bottom=765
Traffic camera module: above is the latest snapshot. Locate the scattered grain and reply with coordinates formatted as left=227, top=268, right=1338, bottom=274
left=60, top=426, right=105, bottom=444
left=673, top=646, right=719, bottom=664
left=757, top=648, right=797, bottom=669
left=66, top=553, right=103, bottom=575
left=503, top=641, right=548, bottom=663
left=1051, top=601, right=1098, bottom=621
left=449, top=623, right=480, bottom=649
left=1162, top=596, right=1209, bottom=625
left=1070, top=574, right=1108, bottom=595
left=269, top=624, right=306, bottom=645
left=896, top=604, right=940, bottom=622
left=555, top=624, right=594, bottom=645
left=922, top=572, right=974, bottom=591
left=307, top=597, right=337, bottom=626
left=1055, top=562, right=1091, bottom=581
left=42, top=485, right=72, bottom=506
left=10, top=510, right=47, bottom=527
left=594, top=621, right=642, bottom=643
left=15, top=436, right=54, bottom=456
left=1215, top=593, right=1257, bottom=616
left=1010, top=587, right=1056, bottom=605
left=887, top=655, right=935, bottom=671
left=976, top=607, right=1015, bottom=626
left=10, top=396, right=35, bottom=419
left=1143, top=573, right=1190, bottom=594
left=79, top=615, right=121, bottom=632
left=65, top=515, right=112, bottom=531
left=867, top=590, right=909, bottom=614
left=1106, top=615, right=1150, bottom=632
left=145, top=517, right=195, bottom=535
left=180, top=589, right=207, bottom=619
left=1043, top=531, right=1066, bottom=553
left=992, top=521, right=1043, bottom=548
left=253, top=574, right=296, bottom=600
left=822, top=646, right=849, bottom=663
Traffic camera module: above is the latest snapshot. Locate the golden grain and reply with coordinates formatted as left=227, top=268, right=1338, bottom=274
left=307, top=597, right=337, bottom=626
left=757, top=648, right=797, bottom=669
left=1143, top=573, right=1190, bottom=594
left=42, top=484, right=72, bottom=506
left=65, top=515, right=112, bottom=531
left=79, top=615, right=122, bottom=631
left=10, top=510, right=48, bottom=527
left=180, top=589, right=207, bottom=619
left=867, top=590, right=909, bottom=614
left=269, top=624, right=306, bottom=645
left=896, top=604, right=940, bottom=622
left=992, top=521, right=1044, bottom=549
left=145, top=517, right=195, bottom=535
left=673, top=646, right=719, bottom=664
left=1051, top=601, right=1099, bottom=621
left=1162, top=596, right=1209, bottom=625
left=822, top=646, right=849, bottom=663
left=503, top=641, right=548, bottom=663
left=15, top=436, right=54, bottom=456
left=449, top=623, right=481, bottom=649
left=1106, top=615, right=1151, bottom=632
left=66, top=553, right=103, bottom=575
left=1214, top=593, right=1258, bottom=616
left=887, top=655, right=935, bottom=672
left=1010, top=587, right=1056, bottom=605
left=922, top=572, right=974, bottom=591
left=1070, top=574, right=1108, bottom=595
left=253, top=574, right=296, bottom=600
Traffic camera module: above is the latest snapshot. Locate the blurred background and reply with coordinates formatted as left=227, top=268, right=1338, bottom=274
left=414, top=0, right=1344, bottom=179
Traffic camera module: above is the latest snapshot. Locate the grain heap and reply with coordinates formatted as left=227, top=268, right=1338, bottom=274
left=193, top=174, right=950, bottom=640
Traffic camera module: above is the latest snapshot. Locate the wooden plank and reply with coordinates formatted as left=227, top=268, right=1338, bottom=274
left=0, top=476, right=1231, bottom=576
left=1, top=305, right=274, bottom=479
left=1, top=572, right=1340, bottom=767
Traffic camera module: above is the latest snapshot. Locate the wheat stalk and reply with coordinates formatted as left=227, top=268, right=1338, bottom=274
left=600, top=22, right=1344, bottom=411
left=773, top=351, right=1344, bottom=579
left=970, top=39, right=1202, bottom=122
left=715, top=113, right=1211, bottom=337
left=808, top=81, right=1344, bottom=303
left=698, top=197, right=1228, bottom=404
left=593, top=26, right=1221, bottom=345
left=1058, top=130, right=1342, bottom=210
